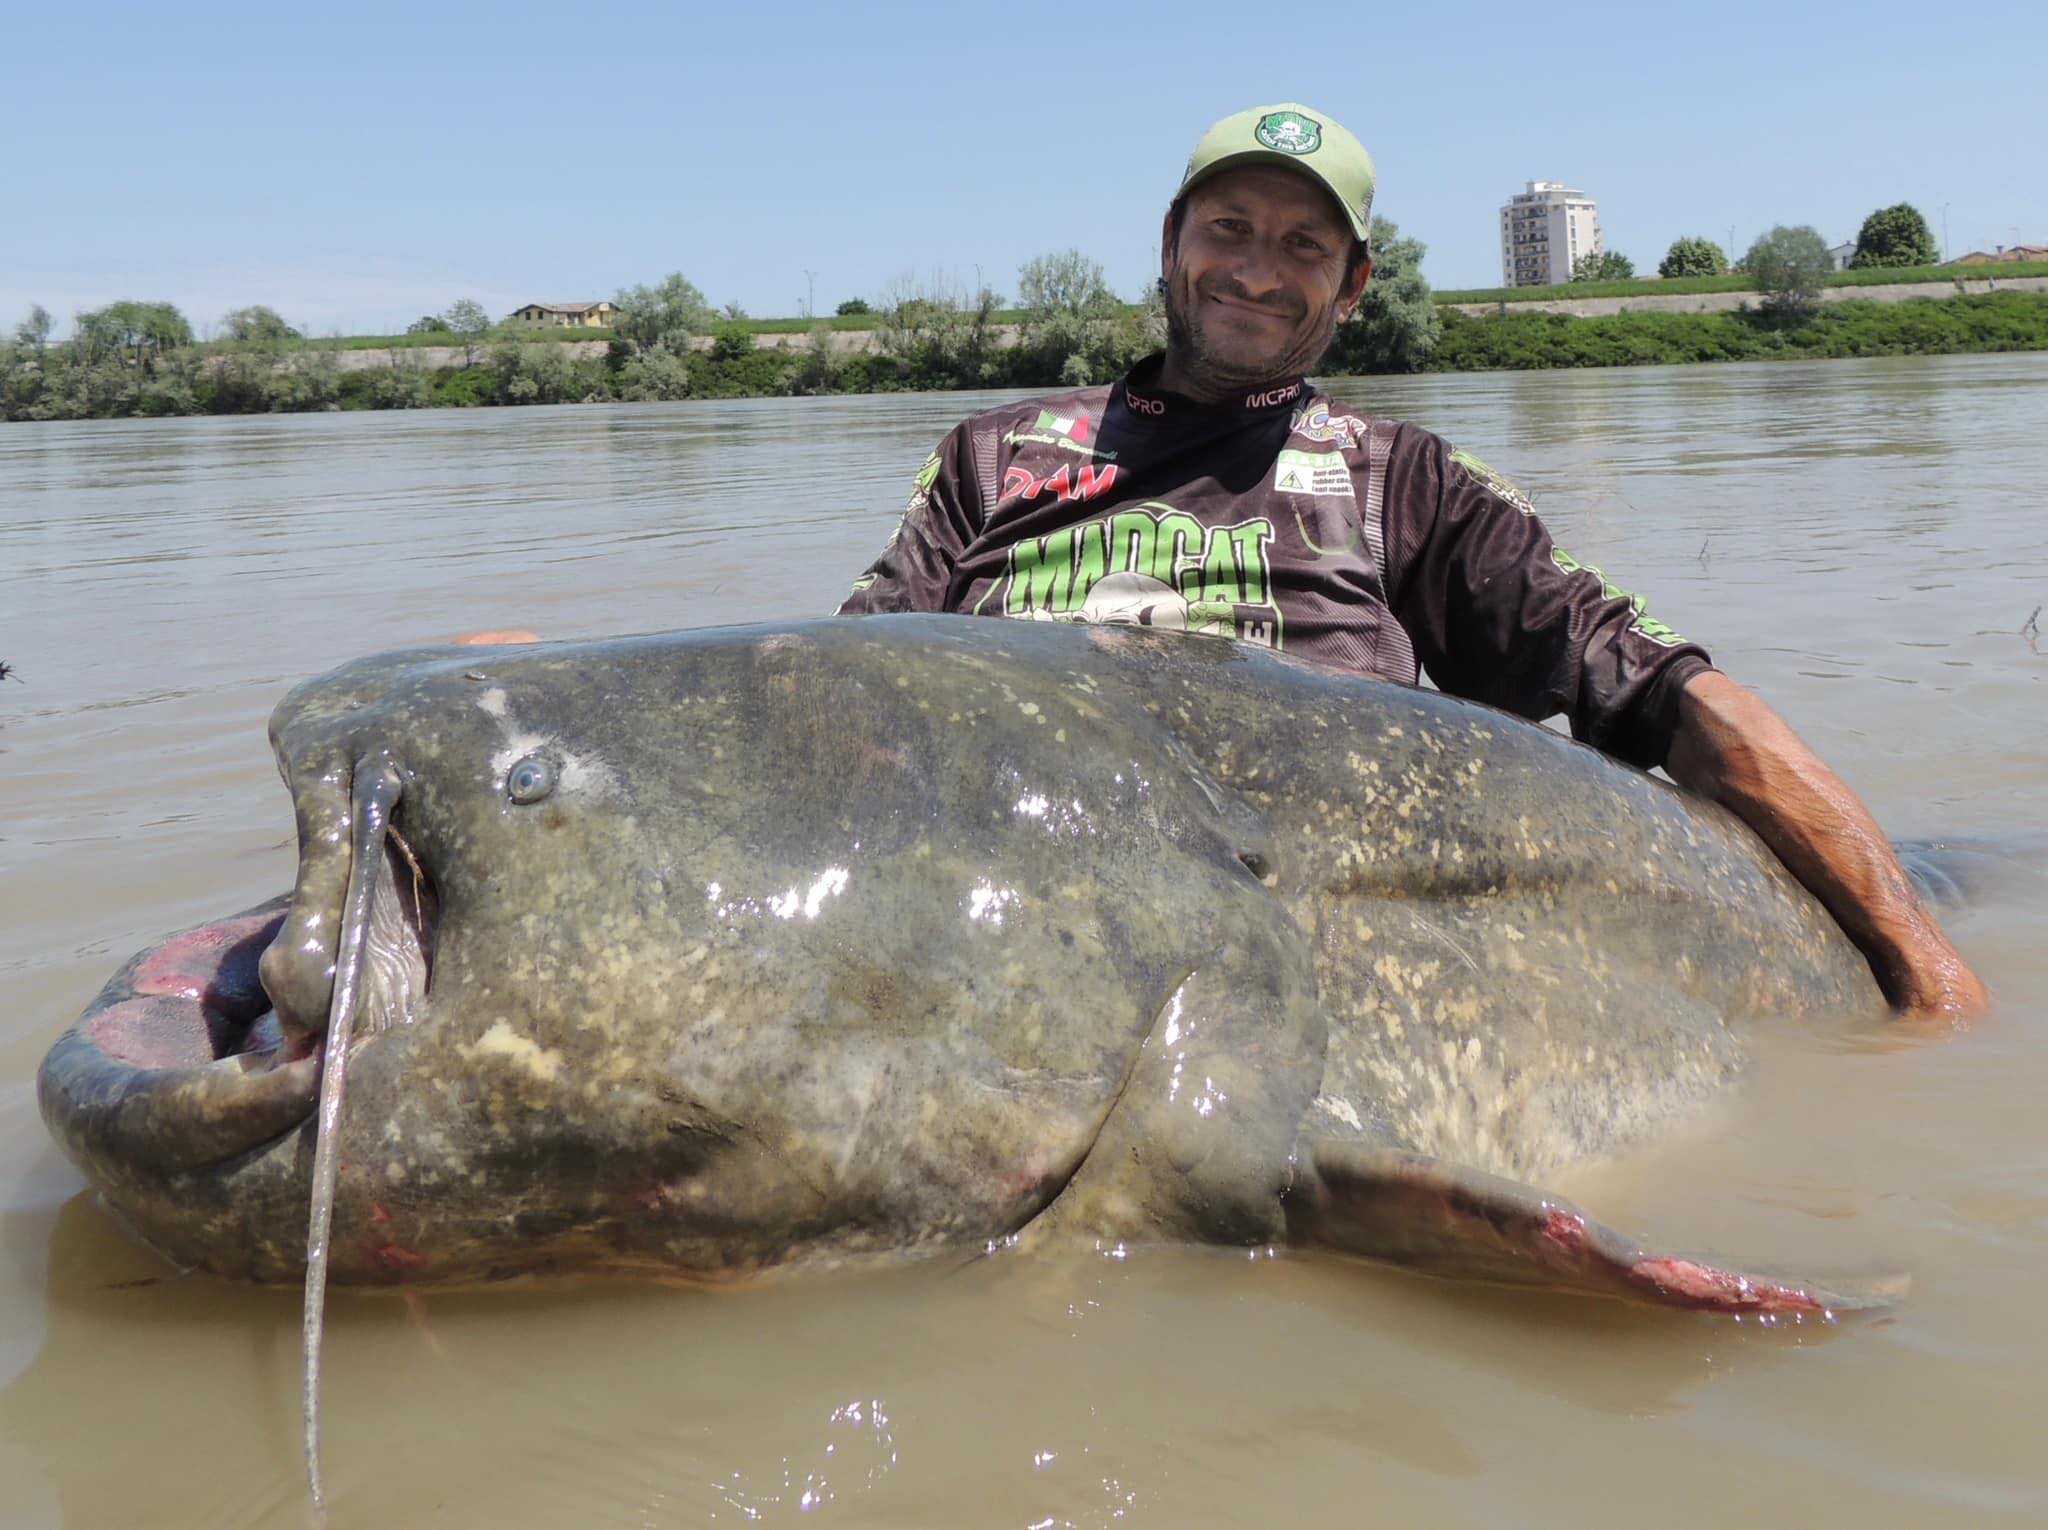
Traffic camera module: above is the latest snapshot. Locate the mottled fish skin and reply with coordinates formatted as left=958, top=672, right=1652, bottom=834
left=39, top=615, right=1880, bottom=1285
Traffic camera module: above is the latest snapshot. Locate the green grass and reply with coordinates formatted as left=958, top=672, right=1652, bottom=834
left=327, top=327, right=614, bottom=349
left=729, top=313, right=881, bottom=334
left=196, top=327, right=616, bottom=354
left=1436, top=261, right=2048, bottom=307
left=725, top=309, right=1038, bottom=335
left=1826, top=259, right=2048, bottom=286
left=1436, top=274, right=1754, bottom=304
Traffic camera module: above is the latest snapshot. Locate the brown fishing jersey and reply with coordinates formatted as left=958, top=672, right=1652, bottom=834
left=838, top=354, right=1711, bottom=770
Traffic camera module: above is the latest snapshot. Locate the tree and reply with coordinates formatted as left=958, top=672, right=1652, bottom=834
left=790, top=322, right=840, bottom=394
left=441, top=299, right=493, bottom=366
left=1017, top=250, right=1115, bottom=319
left=612, top=274, right=714, bottom=353
left=13, top=304, right=52, bottom=355
left=73, top=301, right=192, bottom=367
left=613, top=343, right=693, bottom=402
left=1658, top=237, right=1727, bottom=279
left=1743, top=225, right=1833, bottom=320
left=1571, top=250, right=1635, bottom=283
left=406, top=315, right=451, bottom=335
left=220, top=305, right=301, bottom=344
left=1012, top=250, right=1125, bottom=384
left=1849, top=203, right=1938, bottom=269
left=1325, top=216, right=1440, bottom=375
left=874, top=275, right=1004, bottom=387
left=719, top=300, right=748, bottom=322
left=834, top=298, right=870, bottom=316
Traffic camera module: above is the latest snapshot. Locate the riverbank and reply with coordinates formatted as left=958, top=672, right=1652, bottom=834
left=7, top=291, right=2048, bottom=421
left=1434, top=290, right=2048, bottom=371
left=691, top=271, right=2048, bottom=353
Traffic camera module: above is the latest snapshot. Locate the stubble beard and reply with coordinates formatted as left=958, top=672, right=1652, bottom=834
left=1161, top=270, right=1341, bottom=400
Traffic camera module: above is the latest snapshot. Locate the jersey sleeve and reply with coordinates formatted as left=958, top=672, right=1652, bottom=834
left=1381, top=436, right=1712, bottom=771
left=834, top=423, right=982, bottom=615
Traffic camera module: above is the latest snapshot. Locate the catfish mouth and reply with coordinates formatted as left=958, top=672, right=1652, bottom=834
left=40, top=766, right=440, bottom=1184
left=90, top=816, right=436, bottom=1084
left=92, top=822, right=438, bottom=1082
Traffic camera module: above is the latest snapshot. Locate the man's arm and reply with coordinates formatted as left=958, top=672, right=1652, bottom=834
left=835, top=428, right=978, bottom=616
left=1664, top=669, right=1988, bottom=1021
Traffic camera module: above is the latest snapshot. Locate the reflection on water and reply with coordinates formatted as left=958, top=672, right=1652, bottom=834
left=3, top=355, right=2047, bottom=1527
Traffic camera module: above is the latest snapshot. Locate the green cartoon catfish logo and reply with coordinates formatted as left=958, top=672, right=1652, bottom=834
left=978, top=504, right=1283, bottom=649
left=1255, top=111, right=1322, bottom=155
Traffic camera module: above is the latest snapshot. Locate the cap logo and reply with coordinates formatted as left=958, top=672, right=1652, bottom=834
left=1254, top=110, right=1321, bottom=155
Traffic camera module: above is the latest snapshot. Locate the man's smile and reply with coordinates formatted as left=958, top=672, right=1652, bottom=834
left=1199, top=285, right=1304, bottom=324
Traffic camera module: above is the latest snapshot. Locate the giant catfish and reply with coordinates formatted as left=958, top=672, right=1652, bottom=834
left=45, top=613, right=1924, bottom=1328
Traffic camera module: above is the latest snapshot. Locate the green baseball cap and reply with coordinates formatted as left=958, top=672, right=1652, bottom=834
left=1177, top=103, right=1376, bottom=245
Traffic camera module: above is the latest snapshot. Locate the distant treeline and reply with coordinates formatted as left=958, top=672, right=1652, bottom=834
left=0, top=230, right=1444, bottom=421
left=6, top=261, right=2047, bottom=424
left=0, top=308, right=1170, bottom=421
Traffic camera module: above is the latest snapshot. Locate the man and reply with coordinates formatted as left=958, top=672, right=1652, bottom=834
left=835, top=102, right=1986, bottom=1019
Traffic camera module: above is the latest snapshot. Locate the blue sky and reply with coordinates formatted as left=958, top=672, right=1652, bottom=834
left=8, top=0, right=2042, bottom=337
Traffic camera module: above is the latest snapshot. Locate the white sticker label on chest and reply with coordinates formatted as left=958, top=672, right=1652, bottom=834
left=1273, top=449, right=1354, bottom=499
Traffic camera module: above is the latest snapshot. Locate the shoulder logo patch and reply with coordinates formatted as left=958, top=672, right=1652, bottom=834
left=1449, top=447, right=1537, bottom=517
left=1290, top=399, right=1370, bottom=449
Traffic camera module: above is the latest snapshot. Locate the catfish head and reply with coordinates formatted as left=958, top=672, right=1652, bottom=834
left=40, top=627, right=974, bottom=1288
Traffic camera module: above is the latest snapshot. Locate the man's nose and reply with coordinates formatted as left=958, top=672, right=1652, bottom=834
left=1229, top=243, right=1288, bottom=299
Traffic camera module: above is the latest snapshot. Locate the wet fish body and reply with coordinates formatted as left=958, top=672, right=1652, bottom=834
left=41, top=614, right=1883, bottom=1309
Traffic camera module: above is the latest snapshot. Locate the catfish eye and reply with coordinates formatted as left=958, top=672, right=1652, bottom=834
left=506, top=755, right=557, bottom=804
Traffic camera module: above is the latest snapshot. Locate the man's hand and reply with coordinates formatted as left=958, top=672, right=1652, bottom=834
left=1664, top=670, right=1989, bottom=1022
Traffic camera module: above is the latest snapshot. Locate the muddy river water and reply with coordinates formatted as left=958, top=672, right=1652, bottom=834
left=2, top=354, right=2045, bottom=1527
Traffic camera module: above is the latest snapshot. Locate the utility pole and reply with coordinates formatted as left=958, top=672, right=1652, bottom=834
left=803, top=270, right=815, bottom=319
left=1728, top=224, right=1736, bottom=264
left=1941, top=203, right=1950, bottom=263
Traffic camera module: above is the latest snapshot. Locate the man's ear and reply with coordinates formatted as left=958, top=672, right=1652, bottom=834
left=1159, top=206, right=1178, bottom=280
left=1336, top=257, right=1373, bottom=323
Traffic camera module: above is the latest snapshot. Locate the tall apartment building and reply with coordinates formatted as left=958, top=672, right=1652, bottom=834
left=1499, top=181, right=1602, bottom=286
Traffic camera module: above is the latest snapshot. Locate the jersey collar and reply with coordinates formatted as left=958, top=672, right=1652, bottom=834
left=1114, top=353, right=1308, bottom=428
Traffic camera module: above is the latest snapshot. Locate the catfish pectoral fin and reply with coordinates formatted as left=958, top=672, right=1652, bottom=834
left=1287, top=1140, right=1904, bottom=1320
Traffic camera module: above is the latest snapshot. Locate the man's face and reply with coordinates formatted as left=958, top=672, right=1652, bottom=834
left=1160, top=164, right=1370, bottom=396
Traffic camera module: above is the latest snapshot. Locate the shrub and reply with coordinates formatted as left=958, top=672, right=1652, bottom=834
left=1571, top=251, right=1635, bottom=283
left=1743, top=226, right=1833, bottom=320
left=1659, top=238, right=1727, bottom=279
left=1850, top=204, right=1938, bottom=269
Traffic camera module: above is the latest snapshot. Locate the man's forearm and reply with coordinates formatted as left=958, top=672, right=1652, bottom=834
left=1663, top=669, right=1988, bottom=1020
